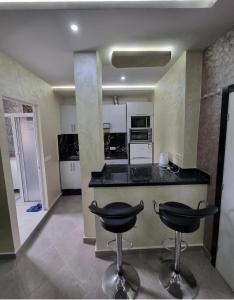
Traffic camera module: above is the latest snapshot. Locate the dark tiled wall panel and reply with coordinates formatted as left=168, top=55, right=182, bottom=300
left=197, top=28, right=234, bottom=252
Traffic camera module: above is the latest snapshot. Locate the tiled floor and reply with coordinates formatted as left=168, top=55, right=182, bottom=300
left=0, top=195, right=234, bottom=299
left=15, top=193, right=46, bottom=244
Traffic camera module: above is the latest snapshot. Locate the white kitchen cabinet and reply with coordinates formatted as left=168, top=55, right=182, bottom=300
left=127, top=102, right=153, bottom=116
left=103, top=104, right=126, bottom=133
left=130, top=143, right=153, bottom=164
left=105, top=159, right=128, bottom=165
left=60, top=161, right=81, bottom=189
left=60, top=105, right=78, bottom=134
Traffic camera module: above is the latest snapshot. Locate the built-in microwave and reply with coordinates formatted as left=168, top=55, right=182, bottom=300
left=131, top=116, right=151, bottom=128
left=129, top=128, right=152, bottom=143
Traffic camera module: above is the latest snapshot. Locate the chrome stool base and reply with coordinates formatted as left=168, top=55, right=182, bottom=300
left=159, top=259, right=199, bottom=299
left=102, top=262, right=140, bottom=299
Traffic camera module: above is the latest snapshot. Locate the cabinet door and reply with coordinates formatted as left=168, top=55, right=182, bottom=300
left=103, top=105, right=126, bottom=133
left=60, top=161, right=81, bottom=189
left=60, top=105, right=78, bottom=134
left=73, top=161, right=81, bottom=189
left=111, top=105, right=126, bottom=132
left=127, top=102, right=153, bottom=116
left=60, top=161, right=73, bottom=189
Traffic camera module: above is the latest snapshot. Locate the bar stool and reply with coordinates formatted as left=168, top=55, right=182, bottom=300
left=153, top=200, right=218, bottom=299
left=89, top=200, right=144, bottom=299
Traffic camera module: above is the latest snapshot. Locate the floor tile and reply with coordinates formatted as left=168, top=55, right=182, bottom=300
left=1, top=195, right=234, bottom=299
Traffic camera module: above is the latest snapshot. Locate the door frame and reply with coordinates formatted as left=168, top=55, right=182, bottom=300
left=3, top=97, right=48, bottom=209
left=211, top=84, right=234, bottom=265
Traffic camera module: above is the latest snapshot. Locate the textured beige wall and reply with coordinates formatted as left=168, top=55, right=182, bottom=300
left=60, top=93, right=153, bottom=105
left=154, top=51, right=202, bottom=168
left=197, top=28, right=234, bottom=253
left=94, top=185, right=207, bottom=251
left=0, top=147, right=17, bottom=253
left=184, top=51, right=203, bottom=168
left=154, top=53, right=186, bottom=167
left=74, top=52, right=105, bottom=239
left=0, top=51, right=61, bottom=253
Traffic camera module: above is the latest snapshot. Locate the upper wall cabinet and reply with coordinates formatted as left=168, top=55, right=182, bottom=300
left=60, top=105, right=78, bottom=134
left=103, top=104, right=127, bottom=133
left=127, top=102, right=153, bottom=116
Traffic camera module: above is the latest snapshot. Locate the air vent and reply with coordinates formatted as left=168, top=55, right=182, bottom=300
left=111, top=51, right=171, bottom=68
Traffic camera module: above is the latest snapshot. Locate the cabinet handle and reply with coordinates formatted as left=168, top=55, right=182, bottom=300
left=73, top=162, right=75, bottom=171
left=70, top=162, right=73, bottom=171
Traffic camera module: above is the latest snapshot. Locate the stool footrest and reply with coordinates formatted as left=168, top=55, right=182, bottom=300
left=161, top=238, right=188, bottom=252
left=107, top=238, right=133, bottom=250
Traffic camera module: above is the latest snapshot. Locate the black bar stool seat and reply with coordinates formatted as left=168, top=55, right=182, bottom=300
left=159, top=202, right=200, bottom=233
left=153, top=200, right=218, bottom=299
left=101, top=202, right=137, bottom=233
left=89, top=200, right=144, bottom=299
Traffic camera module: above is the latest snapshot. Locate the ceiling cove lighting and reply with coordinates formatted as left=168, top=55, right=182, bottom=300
left=0, top=0, right=218, bottom=8
left=102, top=85, right=155, bottom=90
left=70, top=23, right=79, bottom=32
left=52, top=85, right=155, bottom=91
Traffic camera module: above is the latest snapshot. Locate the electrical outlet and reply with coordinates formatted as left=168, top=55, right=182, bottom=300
left=175, top=153, right=182, bottom=162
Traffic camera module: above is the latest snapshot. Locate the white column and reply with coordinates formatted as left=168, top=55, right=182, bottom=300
left=74, top=52, right=104, bottom=239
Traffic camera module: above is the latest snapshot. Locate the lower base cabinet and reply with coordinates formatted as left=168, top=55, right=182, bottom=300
left=60, top=161, right=81, bottom=190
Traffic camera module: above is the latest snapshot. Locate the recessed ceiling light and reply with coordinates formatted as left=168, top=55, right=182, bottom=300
left=70, top=24, right=79, bottom=32
left=121, top=76, right=126, bottom=81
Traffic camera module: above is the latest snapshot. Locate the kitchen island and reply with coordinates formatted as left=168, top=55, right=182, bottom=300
left=89, top=164, right=210, bottom=255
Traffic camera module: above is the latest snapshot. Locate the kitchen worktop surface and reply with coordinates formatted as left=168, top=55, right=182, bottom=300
left=89, top=163, right=210, bottom=187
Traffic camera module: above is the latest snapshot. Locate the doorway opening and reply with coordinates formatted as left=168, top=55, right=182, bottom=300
left=3, top=98, right=46, bottom=244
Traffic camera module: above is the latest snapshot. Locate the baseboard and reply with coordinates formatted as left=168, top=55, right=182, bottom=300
left=16, top=193, right=62, bottom=256
left=49, top=193, right=62, bottom=209
left=83, top=236, right=96, bottom=245
left=95, top=243, right=204, bottom=258
left=62, top=189, right=82, bottom=196
left=0, top=252, right=16, bottom=259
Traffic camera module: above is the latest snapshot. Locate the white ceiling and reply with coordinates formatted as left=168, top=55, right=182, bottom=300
left=0, top=0, right=233, bottom=89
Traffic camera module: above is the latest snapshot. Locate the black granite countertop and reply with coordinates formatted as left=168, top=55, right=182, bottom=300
left=89, top=164, right=210, bottom=187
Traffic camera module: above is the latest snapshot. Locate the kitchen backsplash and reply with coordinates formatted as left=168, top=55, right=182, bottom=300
left=58, top=134, right=79, bottom=161
left=104, top=132, right=127, bottom=159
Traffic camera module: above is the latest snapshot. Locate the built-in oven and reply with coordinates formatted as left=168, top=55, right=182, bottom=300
left=131, top=116, right=151, bottom=128
left=129, top=128, right=152, bottom=143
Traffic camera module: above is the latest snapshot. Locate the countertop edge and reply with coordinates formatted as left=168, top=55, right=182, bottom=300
left=89, top=181, right=210, bottom=188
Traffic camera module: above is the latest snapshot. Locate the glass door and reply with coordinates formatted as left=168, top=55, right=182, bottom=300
left=15, top=115, right=41, bottom=202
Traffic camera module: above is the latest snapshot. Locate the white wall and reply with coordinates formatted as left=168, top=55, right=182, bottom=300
left=60, top=93, right=153, bottom=106
left=0, top=51, right=61, bottom=253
